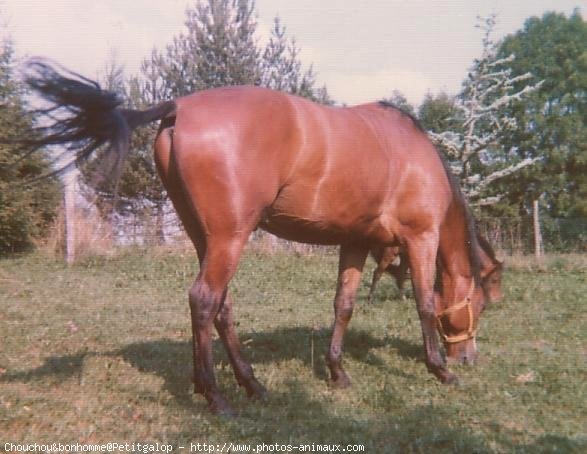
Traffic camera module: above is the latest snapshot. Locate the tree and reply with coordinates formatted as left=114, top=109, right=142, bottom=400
left=428, top=15, right=543, bottom=207
left=418, top=92, right=461, bottom=133
left=261, top=17, right=332, bottom=103
left=0, top=36, right=59, bottom=254
left=146, top=0, right=261, bottom=98
left=497, top=10, right=587, bottom=221
left=144, top=0, right=331, bottom=100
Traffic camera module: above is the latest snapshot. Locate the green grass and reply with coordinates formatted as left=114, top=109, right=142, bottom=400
left=0, top=248, right=585, bottom=452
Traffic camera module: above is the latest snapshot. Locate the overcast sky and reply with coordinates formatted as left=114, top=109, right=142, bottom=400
left=1, top=0, right=582, bottom=106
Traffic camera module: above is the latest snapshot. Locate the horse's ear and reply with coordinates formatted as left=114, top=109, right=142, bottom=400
left=493, top=250, right=505, bottom=268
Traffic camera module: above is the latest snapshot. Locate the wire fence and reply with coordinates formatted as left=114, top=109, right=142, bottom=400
left=52, top=202, right=586, bottom=258
left=477, top=216, right=587, bottom=254
left=116, top=209, right=585, bottom=255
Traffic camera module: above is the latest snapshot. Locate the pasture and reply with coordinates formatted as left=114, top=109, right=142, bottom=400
left=0, top=248, right=585, bottom=452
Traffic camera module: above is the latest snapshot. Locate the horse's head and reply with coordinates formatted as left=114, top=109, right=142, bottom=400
left=476, top=234, right=504, bottom=304
left=434, top=280, right=485, bottom=365
left=481, top=258, right=504, bottom=304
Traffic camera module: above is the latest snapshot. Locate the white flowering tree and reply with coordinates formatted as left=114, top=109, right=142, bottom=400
left=430, top=15, right=543, bottom=206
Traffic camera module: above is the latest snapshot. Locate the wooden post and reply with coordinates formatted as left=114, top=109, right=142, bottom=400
left=156, top=203, right=165, bottom=246
left=63, top=171, right=76, bottom=265
left=533, top=199, right=544, bottom=267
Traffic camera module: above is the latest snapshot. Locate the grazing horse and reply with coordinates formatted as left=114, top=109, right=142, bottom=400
left=475, top=234, right=505, bottom=304
left=367, top=234, right=504, bottom=304
left=367, top=245, right=409, bottom=302
left=19, top=60, right=488, bottom=415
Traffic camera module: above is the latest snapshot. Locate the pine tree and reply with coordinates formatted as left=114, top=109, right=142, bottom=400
left=0, top=36, right=59, bottom=254
left=148, top=0, right=261, bottom=98
left=261, top=17, right=332, bottom=103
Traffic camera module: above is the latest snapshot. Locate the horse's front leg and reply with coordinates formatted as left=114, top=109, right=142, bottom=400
left=326, top=243, right=368, bottom=387
left=407, top=232, right=458, bottom=384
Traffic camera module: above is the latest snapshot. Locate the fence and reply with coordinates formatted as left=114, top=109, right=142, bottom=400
left=53, top=201, right=585, bottom=258
left=477, top=216, right=586, bottom=254
left=121, top=211, right=584, bottom=255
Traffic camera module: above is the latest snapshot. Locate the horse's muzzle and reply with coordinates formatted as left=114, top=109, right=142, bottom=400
left=445, top=337, right=478, bottom=365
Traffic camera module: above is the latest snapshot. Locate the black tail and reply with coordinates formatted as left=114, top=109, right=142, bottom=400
left=9, top=58, right=175, bottom=183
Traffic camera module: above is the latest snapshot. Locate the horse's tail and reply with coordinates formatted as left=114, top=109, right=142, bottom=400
left=15, top=58, right=176, bottom=182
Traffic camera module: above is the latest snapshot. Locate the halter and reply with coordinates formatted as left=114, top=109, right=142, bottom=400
left=436, top=280, right=477, bottom=343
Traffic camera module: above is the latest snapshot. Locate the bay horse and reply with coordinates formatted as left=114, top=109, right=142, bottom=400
left=19, top=60, right=488, bottom=415
left=367, top=245, right=409, bottom=302
left=367, top=234, right=504, bottom=304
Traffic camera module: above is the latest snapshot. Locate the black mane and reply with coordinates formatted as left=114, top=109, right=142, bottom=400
left=377, top=100, right=426, bottom=133
left=437, top=151, right=482, bottom=284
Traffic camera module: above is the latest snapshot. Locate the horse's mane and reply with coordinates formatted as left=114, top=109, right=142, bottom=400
left=378, top=101, right=482, bottom=284
left=438, top=155, right=482, bottom=284
left=377, top=101, right=426, bottom=133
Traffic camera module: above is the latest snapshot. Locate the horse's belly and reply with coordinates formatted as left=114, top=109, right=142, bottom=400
left=258, top=212, right=348, bottom=245
left=258, top=191, right=395, bottom=245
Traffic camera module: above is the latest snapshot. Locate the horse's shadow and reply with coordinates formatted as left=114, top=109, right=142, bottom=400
left=0, top=351, right=87, bottom=384
left=3, top=333, right=581, bottom=452
left=242, top=326, right=422, bottom=373
left=0, top=326, right=423, bottom=406
left=114, top=326, right=422, bottom=404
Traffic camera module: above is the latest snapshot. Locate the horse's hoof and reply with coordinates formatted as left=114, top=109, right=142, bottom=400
left=193, top=382, right=205, bottom=395
left=246, top=380, right=268, bottom=402
left=208, top=395, right=236, bottom=417
left=328, top=374, right=351, bottom=389
left=441, top=372, right=460, bottom=385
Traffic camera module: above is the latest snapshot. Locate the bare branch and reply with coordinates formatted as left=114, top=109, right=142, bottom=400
left=467, top=157, right=540, bottom=198
left=472, top=194, right=505, bottom=206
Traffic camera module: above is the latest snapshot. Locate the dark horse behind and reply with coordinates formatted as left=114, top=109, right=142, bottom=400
left=367, top=233, right=504, bottom=305
left=11, top=59, right=490, bottom=415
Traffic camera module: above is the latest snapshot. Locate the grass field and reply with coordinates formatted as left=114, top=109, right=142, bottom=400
left=0, top=248, right=585, bottom=452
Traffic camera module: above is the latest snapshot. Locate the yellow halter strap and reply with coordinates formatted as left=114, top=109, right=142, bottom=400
left=436, top=280, right=477, bottom=344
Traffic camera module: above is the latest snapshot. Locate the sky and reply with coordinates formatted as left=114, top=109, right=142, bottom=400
left=1, top=0, right=582, bottom=106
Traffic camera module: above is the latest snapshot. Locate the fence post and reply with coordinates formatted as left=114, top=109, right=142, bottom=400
left=63, top=171, right=76, bottom=265
left=533, top=199, right=544, bottom=267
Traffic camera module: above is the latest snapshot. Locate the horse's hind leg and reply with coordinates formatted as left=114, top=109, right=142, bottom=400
left=326, top=243, right=368, bottom=387
left=189, top=235, right=249, bottom=415
left=154, top=128, right=263, bottom=412
left=214, top=294, right=266, bottom=400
